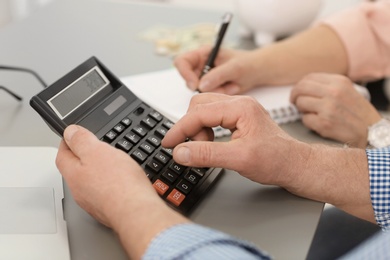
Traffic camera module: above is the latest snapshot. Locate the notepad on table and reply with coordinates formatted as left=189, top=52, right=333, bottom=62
left=121, top=69, right=369, bottom=137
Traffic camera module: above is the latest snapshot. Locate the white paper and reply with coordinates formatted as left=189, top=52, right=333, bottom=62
left=121, top=68, right=299, bottom=125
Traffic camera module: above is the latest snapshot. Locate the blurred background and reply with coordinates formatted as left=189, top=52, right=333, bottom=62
left=0, top=1, right=386, bottom=259
left=3, top=0, right=388, bottom=117
left=0, top=0, right=365, bottom=28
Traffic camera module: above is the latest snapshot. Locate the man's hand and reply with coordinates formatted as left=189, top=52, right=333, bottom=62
left=162, top=93, right=373, bottom=223
left=162, top=93, right=309, bottom=186
left=56, top=125, right=188, bottom=259
left=290, top=73, right=381, bottom=148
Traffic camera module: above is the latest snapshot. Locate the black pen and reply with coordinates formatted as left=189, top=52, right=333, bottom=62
left=199, top=12, right=233, bottom=80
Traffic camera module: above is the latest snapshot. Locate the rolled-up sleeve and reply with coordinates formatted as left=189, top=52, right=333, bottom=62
left=322, top=1, right=390, bottom=81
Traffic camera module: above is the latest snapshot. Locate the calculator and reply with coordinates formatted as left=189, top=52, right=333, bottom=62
left=30, top=56, right=223, bottom=215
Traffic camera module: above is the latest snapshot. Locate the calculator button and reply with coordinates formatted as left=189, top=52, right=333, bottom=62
left=161, top=170, right=178, bottom=183
left=141, top=117, right=157, bottom=129
left=153, top=179, right=169, bottom=196
left=146, top=159, right=163, bottom=173
left=140, top=142, right=155, bottom=154
left=147, top=135, right=161, bottom=147
left=149, top=111, right=163, bottom=122
left=163, top=120, right=174, bottom=129
left=133, top=125, right=148, bottom=137
left=115, top=139, right=133, bottom=152
left=113, top=123, right=126, bottom=133
left=125, top=132, right=141, bottom=144
left=161, top=147, right=173, bottom=157
left=104, top=130, right=117, bottom=142
left=155, top=126, right=168, bottom=138
left=184, top=172, right=200, bottom=184
left=133, top=106, right=145, bottom=116
left=167, top=189, right=186, bottom=206
left=154, top=152, right=169, bottom=165
left=121, top=117, right=132, bottom=127
left=176, top=179, right=192, bottom=194
left=169, top=162, right=186, bottom=175
left=190, top=167, right=207, bottom=177
left=131, top=149, right=148, bottom=163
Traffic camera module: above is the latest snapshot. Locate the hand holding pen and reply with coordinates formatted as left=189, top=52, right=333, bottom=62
left=175, top=12, right=259, bottom=95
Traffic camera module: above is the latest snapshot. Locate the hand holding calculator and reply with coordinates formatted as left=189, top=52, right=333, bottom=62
left=30, top=57, right=223, bottom=215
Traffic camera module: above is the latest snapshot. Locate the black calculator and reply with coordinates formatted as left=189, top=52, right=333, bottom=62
left=30, top=57, right=223, bottom=215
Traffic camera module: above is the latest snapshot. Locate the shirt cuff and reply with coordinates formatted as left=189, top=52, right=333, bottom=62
left=143, top=223, right=271, bottom=259
left=366, top=147, right=390, bottom=231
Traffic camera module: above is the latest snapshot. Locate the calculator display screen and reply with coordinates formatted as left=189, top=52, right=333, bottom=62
left=47, top=66, right=110, bottom=119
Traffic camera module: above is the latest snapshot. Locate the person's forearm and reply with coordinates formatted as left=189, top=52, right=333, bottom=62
left=281, top=142, right=375, bottom=223
left=252, top=25, right=348, bottom=86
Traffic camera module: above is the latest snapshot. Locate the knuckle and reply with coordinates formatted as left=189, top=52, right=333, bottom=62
left=188, top=95, right=206, bottom=111
left=238, top=95, right=258, bottom=107
left=325, top=101, right=338, bottom=115
left=328, top=87, right=342, bottom=98
left=337, top=75, right=351, bottom=85
left=188, top=95, right=199, bottom=108
left=191, top=102, right=204, bottom=114
left=194, top=144, right=214, bottom=165
left=245, top=96, right=263, bottom=112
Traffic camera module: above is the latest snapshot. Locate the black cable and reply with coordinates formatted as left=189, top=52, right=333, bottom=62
left=0, top=86, right=23, bottom=101
left=0, top=65, right=47, bottom=102
left=0, top=65, right=47, bottom=88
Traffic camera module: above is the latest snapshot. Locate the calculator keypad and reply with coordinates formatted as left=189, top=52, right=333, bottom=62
left=101, top=103, right=221, bottom=214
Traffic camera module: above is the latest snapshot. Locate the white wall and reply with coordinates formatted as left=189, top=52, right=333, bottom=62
left=0, top=0, right=55, bottom=26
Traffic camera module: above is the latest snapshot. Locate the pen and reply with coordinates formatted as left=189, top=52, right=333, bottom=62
left=199, top=12, right=233, bottom=80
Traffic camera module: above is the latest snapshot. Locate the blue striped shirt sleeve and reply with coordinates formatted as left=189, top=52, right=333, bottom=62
left=366, top=147, right=390, bottom=230
left=143, top=223, right=271, bottom=260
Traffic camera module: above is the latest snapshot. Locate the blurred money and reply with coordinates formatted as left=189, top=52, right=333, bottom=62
left=139, top=23, right=233, bottom=57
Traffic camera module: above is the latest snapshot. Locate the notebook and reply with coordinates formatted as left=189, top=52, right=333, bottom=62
left=121, top=69, right=370, bottom=137
left=0, top=147, right=70, bottom=260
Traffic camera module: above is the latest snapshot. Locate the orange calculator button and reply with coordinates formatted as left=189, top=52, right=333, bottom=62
left=153, top=179, right=169, bottom=195
left=167, top=189, right=186, bottom=206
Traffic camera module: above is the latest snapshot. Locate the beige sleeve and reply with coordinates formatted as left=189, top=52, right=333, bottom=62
left=321, top=1, right=390, bottom=81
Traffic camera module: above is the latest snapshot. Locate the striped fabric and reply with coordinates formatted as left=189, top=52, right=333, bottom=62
left=367, top=147, right=390, bottom=230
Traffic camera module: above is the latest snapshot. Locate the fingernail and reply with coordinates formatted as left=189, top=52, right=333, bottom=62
left=64, top=125, right=79, bottom=142
left=175, top=146, right=190, bottom=164
left=187, top=81, right=196, bottom=90
left=199, top=80, right=210, bottom=92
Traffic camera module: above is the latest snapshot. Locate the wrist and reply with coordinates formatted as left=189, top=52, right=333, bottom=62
left=273, top=138, right=313, bottom=189
left=251, top=44, right=301, bottom=86
left=250, top=48, right=278, bottom=86
left=283, top=144, right=372, bottom=214
left=113, top=198, right=189, bottom=259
